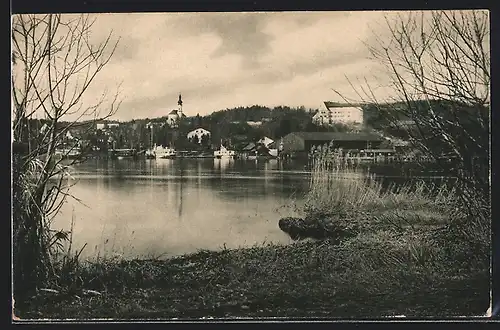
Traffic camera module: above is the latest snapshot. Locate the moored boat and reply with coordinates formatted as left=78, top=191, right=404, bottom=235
left=153, top=145, right=177, bottom=159
left=55, top=148, right=81, bottom=159
left=214, top=144, right=235, bottom=159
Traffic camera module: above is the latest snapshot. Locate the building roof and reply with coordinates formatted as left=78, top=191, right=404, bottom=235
left=267, top=141, right=277, bottom=149
left=324, top=101, right=365, bottom=109
left=246, top=121, right=263, bottom=127
left=288, top=132, right=383, bottom=142
left=168, top=109, right=187, bottom=117
left=189, top=127, right=210, bottom=133
left=258, top=136, right=274, bottom=146
left=242, top=142, right=256, bottom=151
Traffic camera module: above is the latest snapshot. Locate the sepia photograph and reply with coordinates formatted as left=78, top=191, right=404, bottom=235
left=11, top=10, right=491, bottom=320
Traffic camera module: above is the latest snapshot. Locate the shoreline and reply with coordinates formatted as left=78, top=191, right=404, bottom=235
left=14, top=238, right=489, bottom=319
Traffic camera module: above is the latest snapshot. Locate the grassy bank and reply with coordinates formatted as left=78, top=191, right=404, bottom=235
left=14, top=158, right=490, bottom=320
left=14, top=239, right=489, bottom=319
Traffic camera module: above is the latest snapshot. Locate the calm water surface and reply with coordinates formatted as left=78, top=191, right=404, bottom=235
left=55, top=158, right=311, bottom=259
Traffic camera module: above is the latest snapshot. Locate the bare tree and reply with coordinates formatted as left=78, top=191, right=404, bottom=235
left=335, top=10, right=490, bottom=253
left=11, top=14, right=121, bottom=297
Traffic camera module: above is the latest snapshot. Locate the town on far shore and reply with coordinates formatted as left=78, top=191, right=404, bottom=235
left=21, top=93, right=454, bottom=165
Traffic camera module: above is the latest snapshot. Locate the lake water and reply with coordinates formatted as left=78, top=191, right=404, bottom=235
left=54, top=158, right=312, bottom=259
left=53, top=158, right=454, bottom=260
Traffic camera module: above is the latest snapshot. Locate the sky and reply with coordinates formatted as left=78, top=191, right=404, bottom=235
left=16, top=11, right=451, bottom=122
left=68, top=11, right=403, bottom=122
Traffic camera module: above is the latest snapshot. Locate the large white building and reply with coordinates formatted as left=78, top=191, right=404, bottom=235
left=187, top=127, right=210, bottom=143
left=312, top=102, right=364, bottom=126
left=96, top=122, right=119, bottom=130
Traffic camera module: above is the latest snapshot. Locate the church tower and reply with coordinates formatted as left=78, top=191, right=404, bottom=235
left=177, top=93, right=183, bottom=117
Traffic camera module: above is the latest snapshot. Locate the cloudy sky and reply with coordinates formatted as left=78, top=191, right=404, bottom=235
left=67, top=11, right=399, bottom=121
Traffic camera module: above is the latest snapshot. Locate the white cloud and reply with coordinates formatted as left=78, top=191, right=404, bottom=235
left=16, top=11, right=407, bottom=121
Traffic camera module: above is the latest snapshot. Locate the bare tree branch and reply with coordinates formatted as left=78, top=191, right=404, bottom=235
left=12, top=13, right=121, bottom=290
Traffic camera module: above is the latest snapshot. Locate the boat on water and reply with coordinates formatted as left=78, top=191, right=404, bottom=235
left=152, top=145, right=177, bottom=159
left=55, top=148, right=81, bottom=159
left=214, top=144, right=235, bottom=159
left=110, top=148, right=138, bottom=160
left=145, top=149, right=156, bottom=159
left=145, top=123, right=176, bottom=159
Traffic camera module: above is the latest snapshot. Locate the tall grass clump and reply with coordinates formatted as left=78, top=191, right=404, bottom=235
left=300, top=146, right=489, bottom=291
left=346, top=10, right=491, bottom=273
left=304, top=146, right=458, bottom=233
left=12, top=152, right=85, bottom=304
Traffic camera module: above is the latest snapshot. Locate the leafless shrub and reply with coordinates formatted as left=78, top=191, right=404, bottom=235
left=11, top=14, right=121, bottom=297
left=332, top=10, right=490, bottom=256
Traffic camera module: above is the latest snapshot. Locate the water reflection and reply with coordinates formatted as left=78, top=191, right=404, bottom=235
left=213, top=157, right=233, bottom=172
left=55, top=158, right=308, bottom=259
left=54, top=158, right=452, bottom=259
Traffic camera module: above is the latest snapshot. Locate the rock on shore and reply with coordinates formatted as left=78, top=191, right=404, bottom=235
left=278, top=214, right=358, bottom=241
left=278, top=217, right=332, bottom=241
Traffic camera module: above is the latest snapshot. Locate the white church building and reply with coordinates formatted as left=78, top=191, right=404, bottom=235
left=165, top=94, right=186, bottom=127
left=166, top=109, right=186, bottom=127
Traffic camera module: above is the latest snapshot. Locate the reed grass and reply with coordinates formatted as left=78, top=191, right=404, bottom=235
left=297, top=150, right=489, bottom=289
left=304, top=150, right=459, bottom=233
left=12, top=152, right=83, bottom=306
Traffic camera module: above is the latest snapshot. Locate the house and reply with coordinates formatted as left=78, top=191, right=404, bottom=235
left=166, top=110, right=186, bottom=127
left=187, top=127, right=211, bottom=144
left=257, top=136, right=274, bottom=148
left=40, top=123, right=49, bottom=134
left=313, top=102, right=364, bottom=126
left=256, top=136, right=277, bottom=157
left=279, top=131, right=384, bottom=158
left=239, top=142, right=257, bottom=159
left=239, top=142, right=277, bottom=159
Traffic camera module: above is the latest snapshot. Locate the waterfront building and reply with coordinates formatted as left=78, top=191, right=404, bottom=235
left=279, top=131, right=383, bottom=158
left=313, top=102, right=364, bottom=126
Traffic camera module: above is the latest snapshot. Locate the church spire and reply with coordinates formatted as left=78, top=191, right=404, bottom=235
left=177, top=93, right=183, bottom=117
